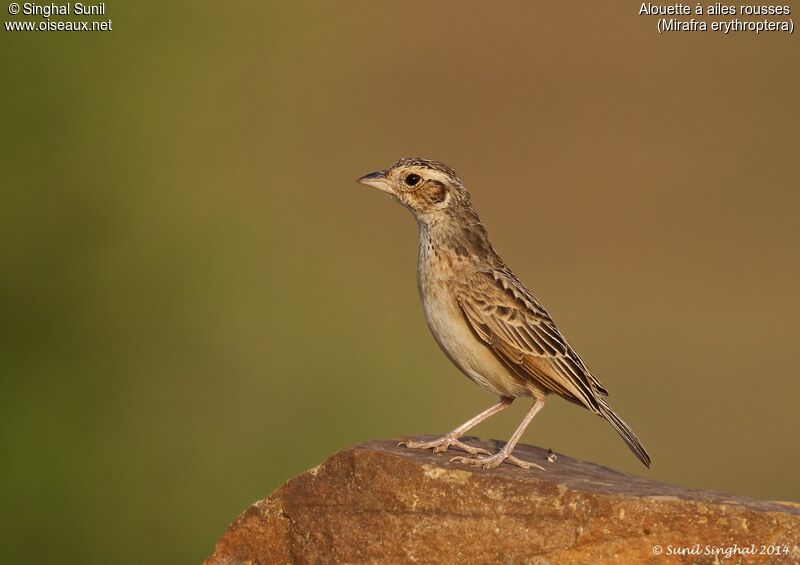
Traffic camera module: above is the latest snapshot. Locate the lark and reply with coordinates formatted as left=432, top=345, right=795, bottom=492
left=357, top=158, right=651, bottom=470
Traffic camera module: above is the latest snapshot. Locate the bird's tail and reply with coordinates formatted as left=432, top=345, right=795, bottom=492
left=597, top=398, right=651, bottom=468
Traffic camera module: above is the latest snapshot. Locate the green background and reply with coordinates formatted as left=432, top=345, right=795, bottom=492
left=2, top=2, right=798, bottom=563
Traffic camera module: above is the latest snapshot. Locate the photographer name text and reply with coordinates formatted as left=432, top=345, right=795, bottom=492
left=17, top=2, right=104, bottom=17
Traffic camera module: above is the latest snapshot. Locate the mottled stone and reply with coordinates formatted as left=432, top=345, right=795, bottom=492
left=205, top=438, right=800, bottom=564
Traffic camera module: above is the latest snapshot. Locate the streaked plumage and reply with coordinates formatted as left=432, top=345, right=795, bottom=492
left=357, top=157, right=650, bottom=469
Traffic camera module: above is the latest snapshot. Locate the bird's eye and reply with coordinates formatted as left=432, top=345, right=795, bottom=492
left=404, top=173, right=421, bottom=187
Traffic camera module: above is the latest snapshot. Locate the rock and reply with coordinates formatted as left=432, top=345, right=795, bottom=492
left=205, top=438, right=800, bottom=564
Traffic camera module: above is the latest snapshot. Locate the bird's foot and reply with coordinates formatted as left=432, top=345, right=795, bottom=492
left=450, top=450, right=546, bottom=471
left=398, top=435, right=491, bottom=456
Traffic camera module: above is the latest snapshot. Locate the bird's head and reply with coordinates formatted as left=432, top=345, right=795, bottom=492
left=357, top=157, right=471, bottom=223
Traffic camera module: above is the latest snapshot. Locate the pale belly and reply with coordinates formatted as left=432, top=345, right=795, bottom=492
left=419, top=285, right=531, bottom=398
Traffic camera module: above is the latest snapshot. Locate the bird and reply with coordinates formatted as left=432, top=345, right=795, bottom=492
left=356, top=157, right=651, bottom=470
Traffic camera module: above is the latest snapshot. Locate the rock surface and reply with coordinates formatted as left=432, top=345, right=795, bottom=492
left=205, top=438, right=800, bottom=564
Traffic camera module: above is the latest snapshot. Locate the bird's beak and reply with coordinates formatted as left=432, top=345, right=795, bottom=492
left=357, top=170, right=393, bottom=194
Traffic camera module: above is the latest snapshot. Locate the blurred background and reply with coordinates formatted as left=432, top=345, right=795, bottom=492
left=1, top=2, right=798, bottom=563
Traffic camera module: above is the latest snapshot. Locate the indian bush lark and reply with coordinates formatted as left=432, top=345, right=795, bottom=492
left=357, top=157, right=650, bottom=470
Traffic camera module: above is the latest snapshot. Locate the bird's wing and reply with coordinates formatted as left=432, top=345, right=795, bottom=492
left=457, top=268, right=608, bottom=411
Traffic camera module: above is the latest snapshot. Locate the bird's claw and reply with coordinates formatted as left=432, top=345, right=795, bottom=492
left=450, top=452, right=546, bottom=471
left=398, top=436, right=491, bottom=456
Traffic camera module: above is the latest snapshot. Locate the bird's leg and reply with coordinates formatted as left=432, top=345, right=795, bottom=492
left=399, top=397, right=512, bottom=455
left=451, top=398, right=546, bottom=470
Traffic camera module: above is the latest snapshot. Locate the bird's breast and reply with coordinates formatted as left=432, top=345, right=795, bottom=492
left=417, top=251, right=530, bottom=398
